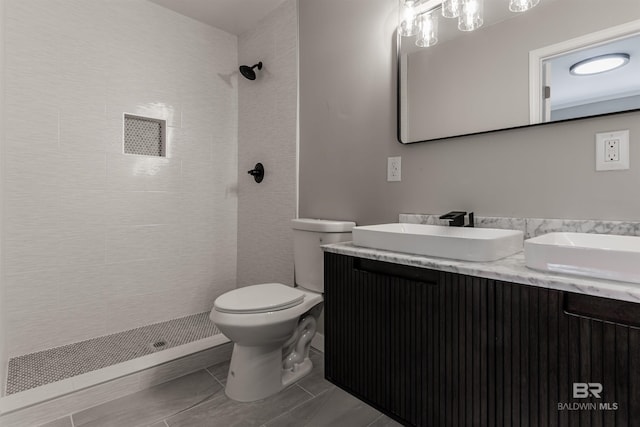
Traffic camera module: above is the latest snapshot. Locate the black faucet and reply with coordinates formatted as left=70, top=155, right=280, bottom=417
left=439, top=211, right=475, bottom=227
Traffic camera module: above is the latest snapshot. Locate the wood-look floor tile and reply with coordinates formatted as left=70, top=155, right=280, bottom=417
left=37, top=416, right=73, bottom=427
left=206, top=360, right=230, bottom=384
left=296, top=350, right=334, bottom=397
left=367, top=414, right=404, bottom=427
left=72, top=370, right=221, bottom=427
left=166, top=384, right=312, bottom=427
left=263, top=387, right=381, bottom=427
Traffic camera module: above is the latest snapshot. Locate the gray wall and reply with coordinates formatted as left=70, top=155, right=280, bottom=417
left=237, top=0, right=298, bottom=288
left=0, top=0, right=6, bottom=395
left=299, top=0, right=640, bottom=225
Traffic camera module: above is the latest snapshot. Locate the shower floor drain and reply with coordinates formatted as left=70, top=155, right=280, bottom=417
left=151, top=340, right=167, bottom=350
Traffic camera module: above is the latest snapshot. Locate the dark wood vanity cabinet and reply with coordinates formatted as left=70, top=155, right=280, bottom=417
left=324, top=253, right=640, bottom=427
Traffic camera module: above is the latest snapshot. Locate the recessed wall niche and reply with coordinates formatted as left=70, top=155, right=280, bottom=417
left=123, top=114, right=166, bottom=157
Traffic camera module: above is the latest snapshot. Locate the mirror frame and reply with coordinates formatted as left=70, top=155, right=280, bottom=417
left=396, top=25, right=640, bottom=145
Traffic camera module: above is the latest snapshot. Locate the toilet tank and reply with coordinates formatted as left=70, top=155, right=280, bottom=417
left=291, top=219, right=355, bottom=293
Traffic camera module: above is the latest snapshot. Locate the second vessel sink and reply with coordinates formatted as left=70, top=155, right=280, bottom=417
left=352, top=223, right=524, bottom=262
left=525, top=232, right=640, bottom=283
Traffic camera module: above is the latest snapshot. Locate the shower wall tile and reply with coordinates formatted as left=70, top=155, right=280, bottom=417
left=104, top=291, right=185, bottom=334
left=105, top=224, right=182, bottom=264
left=6, top=310, right=60, bottom=357
left=179, top=223, right=218, bottom=257
left=105, top=191, right=182, bottom=226
left=4, top=226, right=106, bottom=276
left=4, top=272, right=60, bottom=319
left=5, top=189, right=107, bottom=230
left=58, top=104, right=108, bottom=153
left=5, top=147, right=108, bottom=193
left=106, top=97, right=182, bottom=129
left=106, top=154, right=182, bottom=192
left=169, top=126, right=214, bottom=162
left=178, top=192, right=216, bottom=225
left=236, top=0, right=298, bottom=289
left=3, top=0, right=238, bottom=357
left=4, top=265, right=109, bottom=355
left=105, top=258, right=185, bottom=297
left=55, top=302, right=108, bottom=346
left=3, top=102, right=59, bottom=149
left=56, top=266, right=109, bottom=311
left=181, top=160, right=221, bottom=194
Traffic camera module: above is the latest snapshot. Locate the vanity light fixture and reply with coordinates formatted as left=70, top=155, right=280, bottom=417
left=441, top=0, right=460, bottom=18
left=416, top=11, right=439, bottom=47
left=458, top=0, right=483, bottom=32
left=509, top=0, right=540, bottom=13
left=570, top=53, right=630, bottom=76
left=399, top=0, right=419, bottom=37
left=400, top=0, right=541, bottom=48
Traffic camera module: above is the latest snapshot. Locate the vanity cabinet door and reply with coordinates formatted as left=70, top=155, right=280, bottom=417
left=324, top=253, right=393, bottom=413
left=555, top=292, right=640, bottom=427
left=324, top=253, right=440, bottom=425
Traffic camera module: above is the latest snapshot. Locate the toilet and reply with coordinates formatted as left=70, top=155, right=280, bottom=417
left=210, top=218, right=355, bottom=402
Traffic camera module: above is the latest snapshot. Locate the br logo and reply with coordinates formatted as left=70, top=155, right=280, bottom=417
left=573, top=383, right=603, bottom=399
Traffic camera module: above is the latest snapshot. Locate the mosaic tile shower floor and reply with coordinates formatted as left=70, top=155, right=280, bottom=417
left=6, top=312, right=221, bottom=395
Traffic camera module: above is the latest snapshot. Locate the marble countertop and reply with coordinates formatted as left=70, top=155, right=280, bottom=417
left=322, top=242, right=640, bottom=304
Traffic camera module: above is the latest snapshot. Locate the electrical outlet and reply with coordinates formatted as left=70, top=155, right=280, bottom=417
left=387, top=156, right=401, bottom=182
left=605, top=138, right=620, bottom=162
left=596, top=130, right=629, bottom=171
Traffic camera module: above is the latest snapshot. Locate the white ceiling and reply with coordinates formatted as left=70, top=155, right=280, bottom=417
left=148, top=0, right=289, bottom=35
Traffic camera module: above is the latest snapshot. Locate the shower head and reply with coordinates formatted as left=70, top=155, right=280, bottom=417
left=239, top=62, right=263, bottom=80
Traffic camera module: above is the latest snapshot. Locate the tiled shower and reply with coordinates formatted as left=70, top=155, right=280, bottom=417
left=0, top=0, right=298, bottom=410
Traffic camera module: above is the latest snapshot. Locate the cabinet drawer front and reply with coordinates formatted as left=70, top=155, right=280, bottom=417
left=353, top=257, right=439, bottom=285
left=564, top=292, right=640, bottom=328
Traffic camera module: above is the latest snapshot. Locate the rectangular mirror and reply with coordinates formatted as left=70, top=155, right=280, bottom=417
left=398, top=0, right=640, bottom=144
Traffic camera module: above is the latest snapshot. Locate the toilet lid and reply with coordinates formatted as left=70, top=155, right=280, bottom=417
left=214, top=283, right=305, bottom=314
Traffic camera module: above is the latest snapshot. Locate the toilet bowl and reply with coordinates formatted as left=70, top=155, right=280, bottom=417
left=211, top=284, right=323, bottom=401
left=210, top=218, right=355, bottom=402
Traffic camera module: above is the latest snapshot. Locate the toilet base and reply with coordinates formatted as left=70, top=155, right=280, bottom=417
left=224, top=343, right=313, bottom=402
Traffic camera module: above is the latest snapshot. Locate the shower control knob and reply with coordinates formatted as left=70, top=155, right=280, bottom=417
left=248, top=163, right=264, bottom=183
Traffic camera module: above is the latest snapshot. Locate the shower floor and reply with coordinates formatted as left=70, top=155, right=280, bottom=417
left=5, top=312, right=221, bottom=395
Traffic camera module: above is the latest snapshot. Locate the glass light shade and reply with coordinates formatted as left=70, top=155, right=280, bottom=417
left=458, top=0, right=483, bottom=32
left=399, top=0, right=419, bottom=37
left=441, top=0, right=460, bottom=18
left=416, top=13, right=439, bottom=47
left=509, top=0, right=540, bottom=12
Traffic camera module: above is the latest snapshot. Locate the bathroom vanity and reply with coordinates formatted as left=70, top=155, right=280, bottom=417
left=322, top=244, right=640, bottom=427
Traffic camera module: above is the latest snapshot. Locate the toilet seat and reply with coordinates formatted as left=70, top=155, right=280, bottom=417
left=214, top=283, right=305, bottom=314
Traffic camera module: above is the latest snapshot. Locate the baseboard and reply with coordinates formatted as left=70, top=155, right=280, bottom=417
left=311, top=333, right=324, bottom=352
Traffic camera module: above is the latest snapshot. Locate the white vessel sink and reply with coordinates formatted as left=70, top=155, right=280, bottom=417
left=352, top=223, right=524, bottom=262
left=525, top=232, right=640, bottom=283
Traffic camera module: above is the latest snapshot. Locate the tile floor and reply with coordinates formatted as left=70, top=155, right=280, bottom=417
left=7, top=312, right=220, bottom=395
left=37, top=349, right=403, bottom=427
